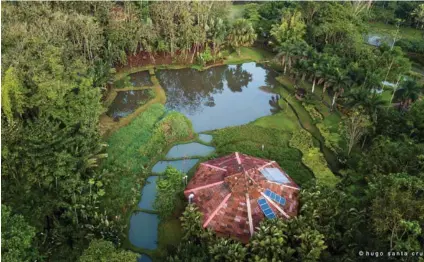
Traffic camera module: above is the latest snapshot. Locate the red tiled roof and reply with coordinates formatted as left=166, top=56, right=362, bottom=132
left=184, top=152, right=300, bottom=242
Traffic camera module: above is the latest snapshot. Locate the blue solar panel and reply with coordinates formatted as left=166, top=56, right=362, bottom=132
left=258, top=199, right=267, bottom=205
left=257, top=198, right=276, bottom=219
left=264, top=189, right=286, bottom=206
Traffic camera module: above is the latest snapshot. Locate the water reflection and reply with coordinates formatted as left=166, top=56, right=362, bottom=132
left=156, top=62, right=279, bottom=132
left=129, top=71, right=153, bottom=86
left=225, top=64, right=253, bottom=92
left=269, top=94, right=282, bottom=114
left=107, top=90, right=151, bottom=118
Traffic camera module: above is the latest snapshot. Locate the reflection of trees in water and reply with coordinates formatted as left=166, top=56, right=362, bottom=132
left=263, top=67, right=279, bottom=91
left=157, top=64, right=258, bottom=114
left=225, top=64, right=253, bottom=92
left=269, top=94, right=281, bottom=114
left=157, top=68, right=226, bottom=114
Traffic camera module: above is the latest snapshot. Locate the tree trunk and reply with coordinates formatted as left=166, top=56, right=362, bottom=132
left=312, top=78, right=316, bottom=93
left=190, top=44, right=197, bottom=64
left=331, top=93, right=337, bottom=110
left=322, top=84, right=327, bottom=99
left=361, top=135, right=367, bottom=149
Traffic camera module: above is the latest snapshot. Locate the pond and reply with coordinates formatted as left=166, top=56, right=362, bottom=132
left=165, top=143, right=215, bottom=159
left=138, top=255, right=152, bottom=262
left=365, top=34, right=394, bottom=47
left=128, top=212, right=158, bottom=250
left=152, top=159, right=199, bottom=174
left=130, top=70, right=153, bottom=87
left=156, top=62, right=280, bottom=132
left=107, top=90, right=152, bottom=118
left=199, top=134, right=213, bottom=143
left=138, top=176, right=158, bottom=210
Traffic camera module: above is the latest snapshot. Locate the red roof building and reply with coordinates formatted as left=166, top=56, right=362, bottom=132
left=184, top=152, right=300, bottom=242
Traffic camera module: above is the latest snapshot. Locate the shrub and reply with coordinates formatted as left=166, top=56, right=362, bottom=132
left=154, top=167, right=185, bottom=219
left=114, top=75, right=132, bottom=89
left=316, top=123, right=342, bottom=153
left=303, top=103, right=323, bottom=123
left=139, top=111, right=194, bottom=161
left=197, top=46, right=214, bottom=66
left=395, top=38, right=424, bottom=54
left=289, top=129, right=339, bottom=187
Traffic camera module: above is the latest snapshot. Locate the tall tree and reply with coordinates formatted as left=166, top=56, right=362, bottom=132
left=1, top=205, right=37, bottom=262
left=270, top=9, right=306, bottom=45
left=369, top=174, right=424, bottom=252
left=227, top=19, right=257, bottom=56
left=411, top=4, right=424, bottom=29
left=341, top=108, right=371, bottom=156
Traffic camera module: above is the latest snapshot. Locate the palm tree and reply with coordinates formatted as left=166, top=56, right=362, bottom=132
left=274, top=42, right=293, bottom=75
left=398, top=80, right=422, bottom=109
left=291, top=59, right=308, bottom=81
left=307, top=59, right=322, bottom=93
left=227, top=19, right=257, bottom=56
left=346, top=88, right=387, bottom=122
left=327, top=68, right=351, bottom=110
left=274, top=40, right=307, bottom=75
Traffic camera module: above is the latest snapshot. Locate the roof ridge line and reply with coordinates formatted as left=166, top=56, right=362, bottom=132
left=203, top=193, right=232, bottom=228
left=184, top=181, right=225, bottom=194
left=201, top=163, right=227, bottom=172
left=245, top=193, right=254, bottom=237
left=261, top=192, right=290, bottom=219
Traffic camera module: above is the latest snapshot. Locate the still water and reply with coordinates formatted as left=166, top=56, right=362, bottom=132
left=107, top=90, right=151, bottom=118
left=156, top=62, right=280, bottom=132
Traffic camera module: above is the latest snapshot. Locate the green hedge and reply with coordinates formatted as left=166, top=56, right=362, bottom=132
left=303, top=103, right=323, bottom=123
left=213, top=125, right=314, bottom=185
left=289, top=129, right=339, bottom=187
left=316, top=123, right=342, bottom=153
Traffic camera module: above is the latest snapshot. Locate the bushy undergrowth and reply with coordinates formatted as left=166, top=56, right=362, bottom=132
left=316, top=123, right=342, bottom=153
left=213, top=125, right=314, bottom=185
left=303, top=103, right=324, bottom=123
left=114, top=75, right=132, bottom=89
left=154, top=167, right=185, bottom=219
left=105, top=103, right=166, bottom=175
left=289, top=129, right=340, bottom=187
left=140, top=112, right=194, bottom=161
left=103, top=104, right=193, bottom=223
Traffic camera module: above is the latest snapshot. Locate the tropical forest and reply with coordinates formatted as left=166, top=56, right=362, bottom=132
left=1, top=1, right=424, bottom=262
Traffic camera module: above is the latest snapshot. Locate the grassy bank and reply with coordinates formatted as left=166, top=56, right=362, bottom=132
left=367, top=22, right=423, bottom=41
left=212, top=125, right=314, bottom=186
left=104, top=104, right=194, bottom=176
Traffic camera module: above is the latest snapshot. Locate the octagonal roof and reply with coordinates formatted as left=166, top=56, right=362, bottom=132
left=184, top=152, right=300, bottom=242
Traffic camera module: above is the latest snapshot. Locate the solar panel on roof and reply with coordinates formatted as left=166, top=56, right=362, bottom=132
left=258, top=198, right=267, bottom=205
left=260, top=168, right=290, bottom=184
left=264, top=189, right=286, bottom=206
left=257, top=198, right=276, bottom=219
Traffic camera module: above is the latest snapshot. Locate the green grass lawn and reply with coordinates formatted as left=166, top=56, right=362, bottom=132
left=212, top=125, right=314, bottom=186
left=367, top=22, right=423, bottom=41
left=381, top=89, right=393, bottom=104
left=253, top=111, right=298, bottom=132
